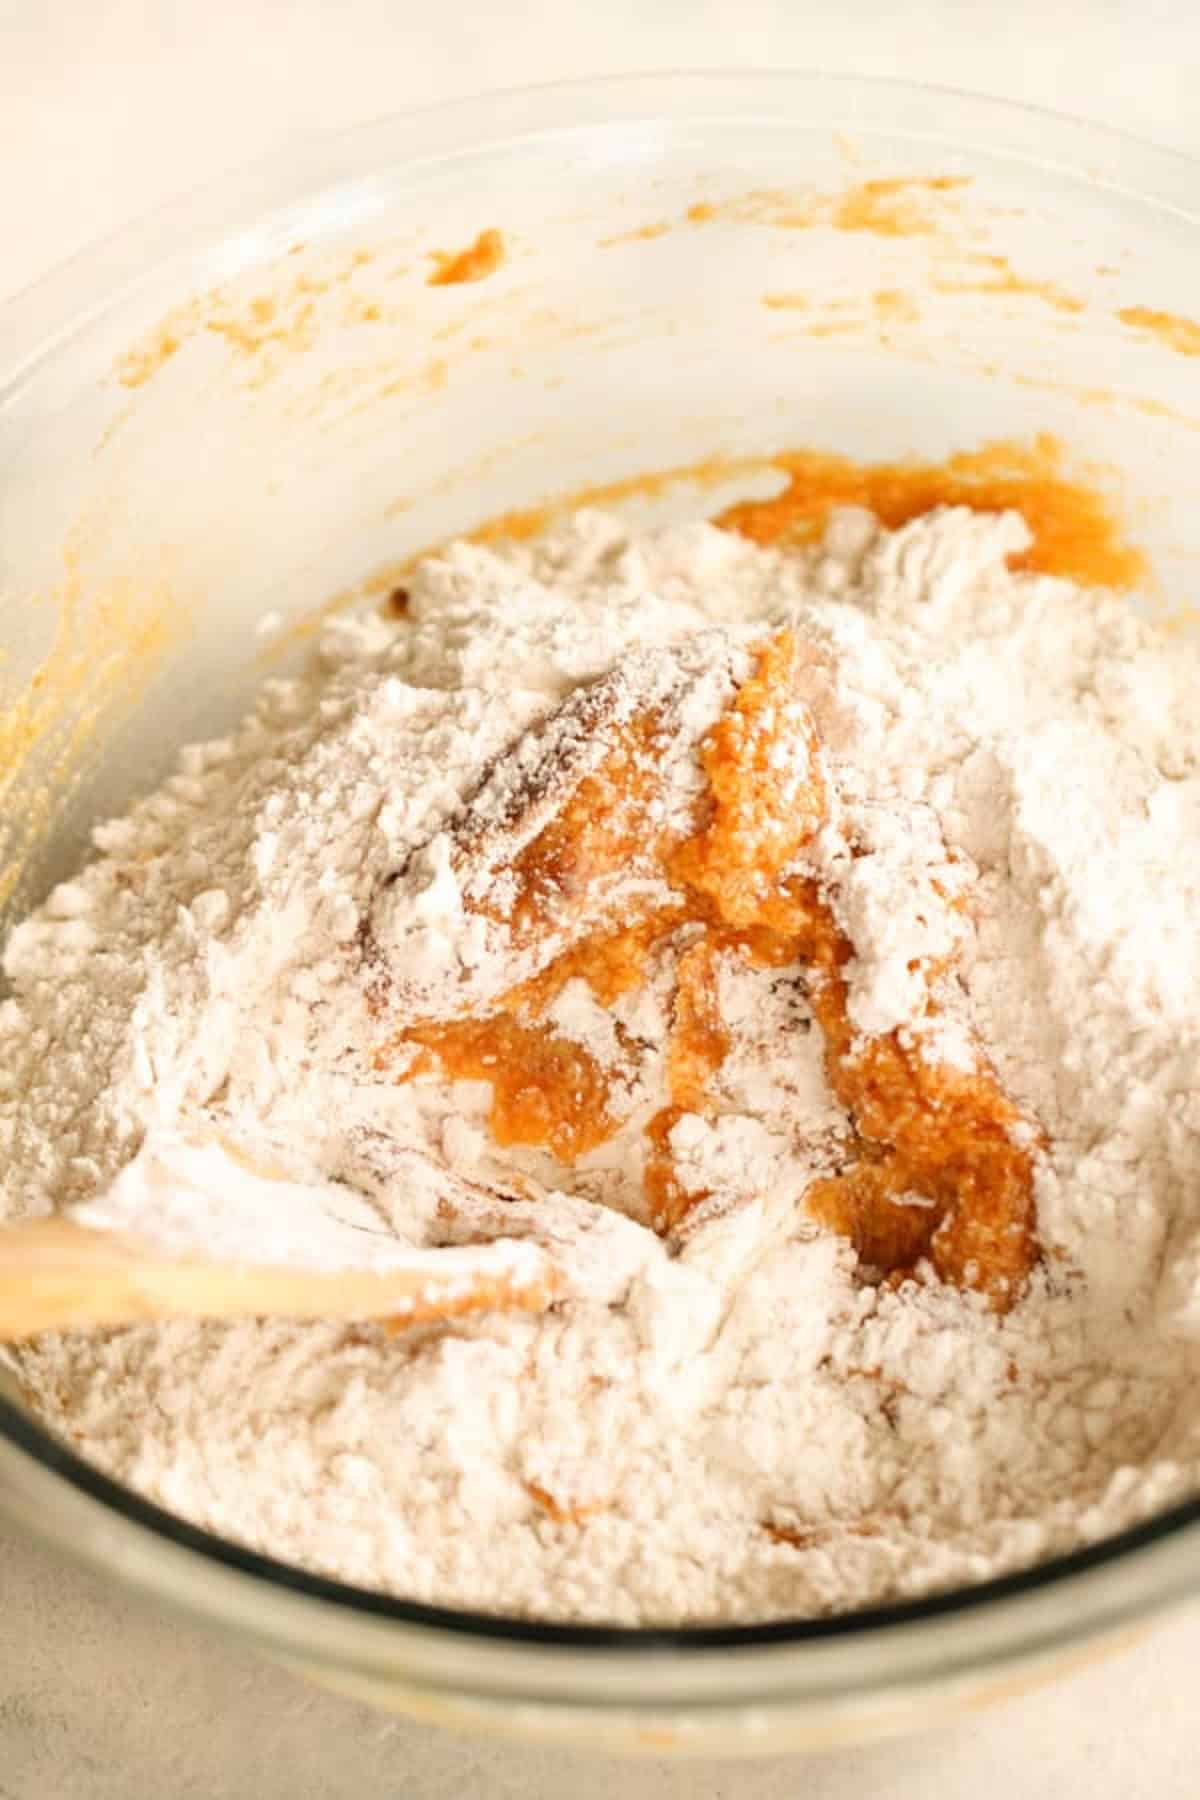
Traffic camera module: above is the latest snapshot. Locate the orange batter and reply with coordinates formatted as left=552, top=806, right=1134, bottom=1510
left=717, top=435, right=1144, bottom=590
left=404, top=1015, right=617, bottom=1165
left=382, top=631, right=1039, bottom=1308
left=500, top=717, right=672, bottom=941
left=1118, top=305, right=1200, bottom=358
left=523, top=1481, right=609, bottom=1525
left=459, top=435, right=1142, bottom=596
left=427, top=228, right=506, bottom=287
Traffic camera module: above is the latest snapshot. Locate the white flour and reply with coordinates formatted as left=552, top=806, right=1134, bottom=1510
left=4, top=500, right=1200, bottom=1624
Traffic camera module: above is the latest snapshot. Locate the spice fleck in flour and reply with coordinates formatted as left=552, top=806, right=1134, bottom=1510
left=4, top=496, right=1200, bottom=1624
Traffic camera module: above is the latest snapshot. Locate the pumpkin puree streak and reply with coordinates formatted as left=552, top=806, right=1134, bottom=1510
left=394, top=633, right=1037, bottom=1306
left=427, top=228, right=506, bottom=287
left=716, top=434, right=1144, bottom=591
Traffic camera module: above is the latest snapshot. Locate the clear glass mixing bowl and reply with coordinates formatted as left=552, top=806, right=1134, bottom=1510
left=2, top=73, right=1200, bottom=1754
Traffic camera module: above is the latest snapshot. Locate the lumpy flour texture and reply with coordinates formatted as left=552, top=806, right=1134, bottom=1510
left=4, top=499, right=1200, bottom=1625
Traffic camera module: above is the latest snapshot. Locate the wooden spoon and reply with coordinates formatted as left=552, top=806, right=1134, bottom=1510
left=0, top=1130, right=563, bottom=1341
left=0, top=1215, right=558, bottom=1341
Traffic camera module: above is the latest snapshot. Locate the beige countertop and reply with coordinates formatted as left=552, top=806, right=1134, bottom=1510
left=3, top=4, right=1200, bottom=1795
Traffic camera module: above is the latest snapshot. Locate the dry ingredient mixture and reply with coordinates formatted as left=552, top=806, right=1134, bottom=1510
left=5, top=485, right=1200, bottom=1624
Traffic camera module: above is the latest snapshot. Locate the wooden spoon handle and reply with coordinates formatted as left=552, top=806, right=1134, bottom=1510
left=0, top=1217, right=558, bottom=1340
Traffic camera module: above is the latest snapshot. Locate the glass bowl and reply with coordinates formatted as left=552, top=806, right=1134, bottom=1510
left=2, top=72, right=1200, bottom=1755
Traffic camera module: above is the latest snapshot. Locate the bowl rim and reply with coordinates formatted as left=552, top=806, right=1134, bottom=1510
left=5, top=65, right=1200, bottom=400
left=3, top=66, right=1200, bottom=1696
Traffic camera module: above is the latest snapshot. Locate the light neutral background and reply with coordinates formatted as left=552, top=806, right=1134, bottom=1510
left=3, top=4, right=1200, bottom=1796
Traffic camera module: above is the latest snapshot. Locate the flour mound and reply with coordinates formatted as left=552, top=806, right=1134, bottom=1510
left=4, top=501, right=1200, bottom=1626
